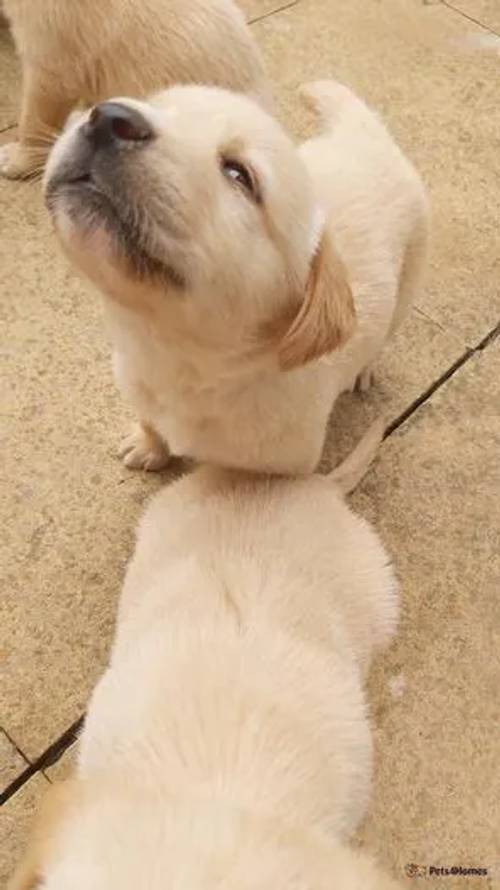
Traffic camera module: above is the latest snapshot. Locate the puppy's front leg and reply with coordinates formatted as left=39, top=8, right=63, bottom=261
left=0, top=67, right=75, bottom=179
left=119, top=421, right=171, bottom=472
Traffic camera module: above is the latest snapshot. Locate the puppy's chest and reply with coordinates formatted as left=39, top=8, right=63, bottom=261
left=114, top=342, right=239, bottom=444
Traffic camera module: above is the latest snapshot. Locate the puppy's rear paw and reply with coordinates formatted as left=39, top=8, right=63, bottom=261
left=355, top=366, right=376, bottom=393
left=119, top=423, right=170, bottom=472
left=0, top=142, right=40, bottom=179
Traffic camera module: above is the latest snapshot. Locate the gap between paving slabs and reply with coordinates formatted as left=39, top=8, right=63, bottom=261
left=385, top=320, right=500, bottom=437
left=1, top=317, right=498, bottom=808
left=0, top=718, right=83, bottom=806
left=247, top=0, right=300, bottom=26
left=440, top=0, right=500, bottom=39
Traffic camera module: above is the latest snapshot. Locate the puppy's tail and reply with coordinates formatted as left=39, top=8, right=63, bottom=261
left=329, top=418, right=385, bottom=495
left=299, top=80, right=364, bottom=132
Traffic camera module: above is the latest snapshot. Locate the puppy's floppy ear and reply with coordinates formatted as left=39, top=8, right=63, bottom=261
left=8, top=780, right=79, bottom=890
left=278, top=232, right=355, bottom=371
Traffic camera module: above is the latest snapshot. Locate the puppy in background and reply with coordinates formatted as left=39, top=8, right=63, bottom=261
left=45, top=80, right=429, bottom=475
left=0, top=0, right=269, bottom=178
left=9, top=424, right=401, bottom=890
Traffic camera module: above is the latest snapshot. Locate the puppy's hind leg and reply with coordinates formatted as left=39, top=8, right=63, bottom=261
left=0, top=68, right=76, bottom=179
left=119, top=421, right=171, bottom=472
left=354, top=363, right=376, bottom=393
left=389, top=200, right=430, bottom=337
left=343, top=361, right=376, bottom=395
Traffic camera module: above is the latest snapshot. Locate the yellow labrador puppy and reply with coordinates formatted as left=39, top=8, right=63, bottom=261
left=45, top=80, right=429, bottom=474
left=0, top=0, right=269, bottom=178
left=9, top=425, right=401, bottom=890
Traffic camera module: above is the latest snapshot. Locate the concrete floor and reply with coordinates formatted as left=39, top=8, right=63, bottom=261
left=1, top=0, right=499, bottom=885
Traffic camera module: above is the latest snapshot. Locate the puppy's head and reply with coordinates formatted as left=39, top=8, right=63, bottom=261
left=44, top=86, right=354, bottom=366
left=11, top=781, right=401, bottom=890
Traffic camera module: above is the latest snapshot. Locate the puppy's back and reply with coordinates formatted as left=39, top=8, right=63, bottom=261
left=117, top=467, right=398, bottom=677
left=4, top=0, right=271, bottom=106
left=74, top=462, right=396, bottom=860
left=88, top=469, right=394, bottom=839
left=300, top=80, right=426, bottom=224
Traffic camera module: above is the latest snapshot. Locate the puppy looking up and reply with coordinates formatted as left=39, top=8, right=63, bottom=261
left=9, top=424, right=401, bottom=890
left=0, top=0, right=269, bottom=178
left=45, top=80, right=429, bottom=475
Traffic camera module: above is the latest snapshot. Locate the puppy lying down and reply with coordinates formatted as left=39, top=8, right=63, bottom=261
left=44, top=80, right=429, bottom=476
left=1, top=0, right=269, bottom=178
left=9, top=424, right=401, bottom=890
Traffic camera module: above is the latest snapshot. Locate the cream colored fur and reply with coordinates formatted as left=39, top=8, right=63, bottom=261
left=0, top=0, right=269, bottom=178
left=9, top=426, right=401, bottom=890
left=45, top=80, right=429, bottom=475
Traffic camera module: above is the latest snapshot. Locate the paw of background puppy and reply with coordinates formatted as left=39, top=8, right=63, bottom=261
left=0, top=141, right=42, bottom=179
left=119, top=423, right=170, bottom=472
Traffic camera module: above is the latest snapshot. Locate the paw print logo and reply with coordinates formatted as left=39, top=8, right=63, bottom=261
left=405, top=863, right=427, bottom=878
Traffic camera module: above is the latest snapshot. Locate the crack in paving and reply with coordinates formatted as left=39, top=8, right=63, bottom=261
left=385, top=320, right=500, bottom=437
left=440, top=0, right=500, bottom=39
left=0, top=718, right=83, bottom=806
left=248, top=0, right=299, bottom=25
left=1, top=726, right=31, bottom=770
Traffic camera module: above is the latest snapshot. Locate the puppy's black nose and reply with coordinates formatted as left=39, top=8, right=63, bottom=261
left=85, top=102, right=153, bottom=148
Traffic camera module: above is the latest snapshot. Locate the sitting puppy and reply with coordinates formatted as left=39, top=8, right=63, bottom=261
left=45, top=80, right=429, bottom=475
left=0, top=0, right=269, bottom=178
left=9, top=424, right=401, bottom=890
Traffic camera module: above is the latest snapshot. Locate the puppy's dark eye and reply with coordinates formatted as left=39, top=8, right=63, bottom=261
left=221, top=159, right=260, bottom=202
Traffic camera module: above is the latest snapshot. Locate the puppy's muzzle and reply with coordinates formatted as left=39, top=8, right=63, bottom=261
left=45, top=100, right=186, bottom=289
left=45, top=101, right=155, bottom=196
left=85, top=102, right=154, bottom=149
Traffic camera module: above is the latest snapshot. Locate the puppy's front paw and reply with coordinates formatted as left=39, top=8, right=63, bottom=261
left=0, top=141, right=40, bottom=179
left=119, top=423, right=170, bottom=472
